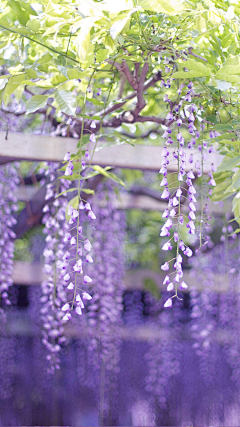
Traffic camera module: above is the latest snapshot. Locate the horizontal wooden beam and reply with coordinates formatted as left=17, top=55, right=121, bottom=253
left=16, top=185, right=39, bottom=201
left=0, top=132, right=222, bottom=172
left=16, top=185, right=230, bottom=214
left=13, top=261, right=232, bottom=292
left=5, top=315, right=237, bottom=343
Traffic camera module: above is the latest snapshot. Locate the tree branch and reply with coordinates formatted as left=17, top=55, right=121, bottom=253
left=118, top=72, right=127, bottom=99
left=135, top=115, right=167, bottom=125
left=108, top=60, right=138, bottom=90
left=187, top=47, right=208, bottom=63
left=132, top=63, right=149, bottom=117
left=120, top=126, right=161, bottom=139
left=96, top=70, right=162, bottom=118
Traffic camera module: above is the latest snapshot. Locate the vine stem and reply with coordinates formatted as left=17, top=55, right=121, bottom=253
left=0, top=25, right=81, bottom=65
left=199, top=134, right=204, bottom=248
left=99, top=359, right=106, bottom=426
left=71, top=69, right=96, bottom=310
left=175, top=138, right=181, bottom=299
left=71, top=62, right=117, bottom=310
left=53, top=179, right=60, bottom=303
left=132, top=0, right=148, bottom=45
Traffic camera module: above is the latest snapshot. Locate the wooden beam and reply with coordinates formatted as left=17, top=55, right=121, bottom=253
left=16, top=186, right=230, bottom=214
left=16, top=185, right=39, bottom=201
left=13, top=261, right=44, bottom=285
left=0, top=132, right=223, bottom=172
left=12, top=261, right=232, bottom=292
left=5, top=316, right=237, bottom=343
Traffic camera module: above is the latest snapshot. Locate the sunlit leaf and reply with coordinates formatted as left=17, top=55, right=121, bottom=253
left=92, top=165, right=126, bottom=186
left=26, top=95, right=49, bottom=114
left=183, top=59, right=211, bottom=76
left=217, top=155, right=240, bottom=173
left=55, top=90, right=76, bottom=115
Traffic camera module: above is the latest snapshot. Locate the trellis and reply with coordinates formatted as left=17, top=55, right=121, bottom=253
left=0, top=131, right=232, bottom=296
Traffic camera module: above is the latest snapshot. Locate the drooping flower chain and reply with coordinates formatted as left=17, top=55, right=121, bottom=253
left=160, top=81, right=216, bottom=307
left=85, top=184, right=126, bottom=420
left=87, top=183, right=126, bottom=375
left=145, top=294, right=182, bottom=409
left=60, top=150, right=95, bottom=320
left=0, top=163, right=19, bottom=307
left=41, top=162, right=93, bottom=372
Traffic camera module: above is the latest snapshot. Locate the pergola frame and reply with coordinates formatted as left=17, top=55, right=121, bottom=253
left=0, top=131, right=229, bottom=293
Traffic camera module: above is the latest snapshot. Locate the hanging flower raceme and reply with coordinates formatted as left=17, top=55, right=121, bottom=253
left=0, top=163, right=19, bottom=308
left=78, top=182, right=125, bottom=421
left=159, top=80, right=218, bottom=307
left=59, top=131, right=100, bottom=323
left=145, top=294, right=183, bottom=409
left=41, top=161, right=94, bottom=373
left=188, top=234, right=240, bottom=385
left=41, top=162, right=71, bottom=373
left=86, top=183, right=126, bottom=375
left=160, top=82, right=198, bottom=307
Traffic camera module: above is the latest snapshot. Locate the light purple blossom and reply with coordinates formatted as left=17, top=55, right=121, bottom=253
left=164, top=298, right=172, bottom=308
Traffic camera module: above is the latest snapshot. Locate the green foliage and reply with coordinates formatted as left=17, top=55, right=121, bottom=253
left=26, top=95, right=49, bottom=114
left=2, top=0, right=240, bottom=225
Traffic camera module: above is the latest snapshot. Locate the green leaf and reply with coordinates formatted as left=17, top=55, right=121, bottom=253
left=81, top=188, right=95, bottom=194
left=138, top=0, right=184, bottom=15
left=196, top=15, right=207, bottom=32
left=26, top=69, right=37, bottom=79
left=214, top=73, right=240, bottom=83
left=218, top=65, right=240, bottom=75
left=55, top=187, right=78, bottom=198
left=225, top=170, right=240, bottom=193
left=0, top=78, right=8, bottom=90
left=92, top=165, right=126, bottom=187
left=19, top=0, right=37, bottom=16
left=96, top=49, right=109, bottom=63
left=214, top=124, right=233, bottom=131
left=57, top=66, right=69, bottom=79
left=87, top=97, right=104, bottom=107
left=205, top=115, right=218, bottom=124
left=75, top=17, right=97, bottom=63
left=38, top=53, right=53, bottom=65
left=214, top=171, right=232, bottom=185
left=211, top=177, right=233, bottom=201
left=230, top=228, right=240, bottom=234
left=218, top=139, right=240, bottom=146
left=216, top=155, right=240, bottom=173
left=222, top=55, right=240, bottom=67
left=171, top=70, right=205, bottom=79
left=8, top=0, right=30, bottom=25
left=26, top=19, right=40, bottom=32
left=26, top=95, right=49, bottom=114
left=183, top=59, right=211, bottom=76
left=110, top=15, right=130, bottom=40
left=3, top=74, right=26, bottom=104
left=55, top=90, right=76, bottom=115
left=233, top=193, right=240, bottom=225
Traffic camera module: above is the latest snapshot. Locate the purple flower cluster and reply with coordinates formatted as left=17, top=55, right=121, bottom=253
left=160, top=82, right=198, bottom=307
left=189, top=235, right=240, bottom=383
left=145, top=295, right=182, bottom=408
left=160, top=81, right=219, bottom=307
left=86, top=183, right=126, bottom=375
left=64, top=131, right=95, bottom=178
left=41, top=161, right=93, bottom=372
left=0, top=163, right=19, bottom=307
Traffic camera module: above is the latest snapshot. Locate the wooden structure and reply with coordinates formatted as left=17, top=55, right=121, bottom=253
left=0, top=131, right=231, bottom=295
left=0, top=132, right=222, bottom=172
